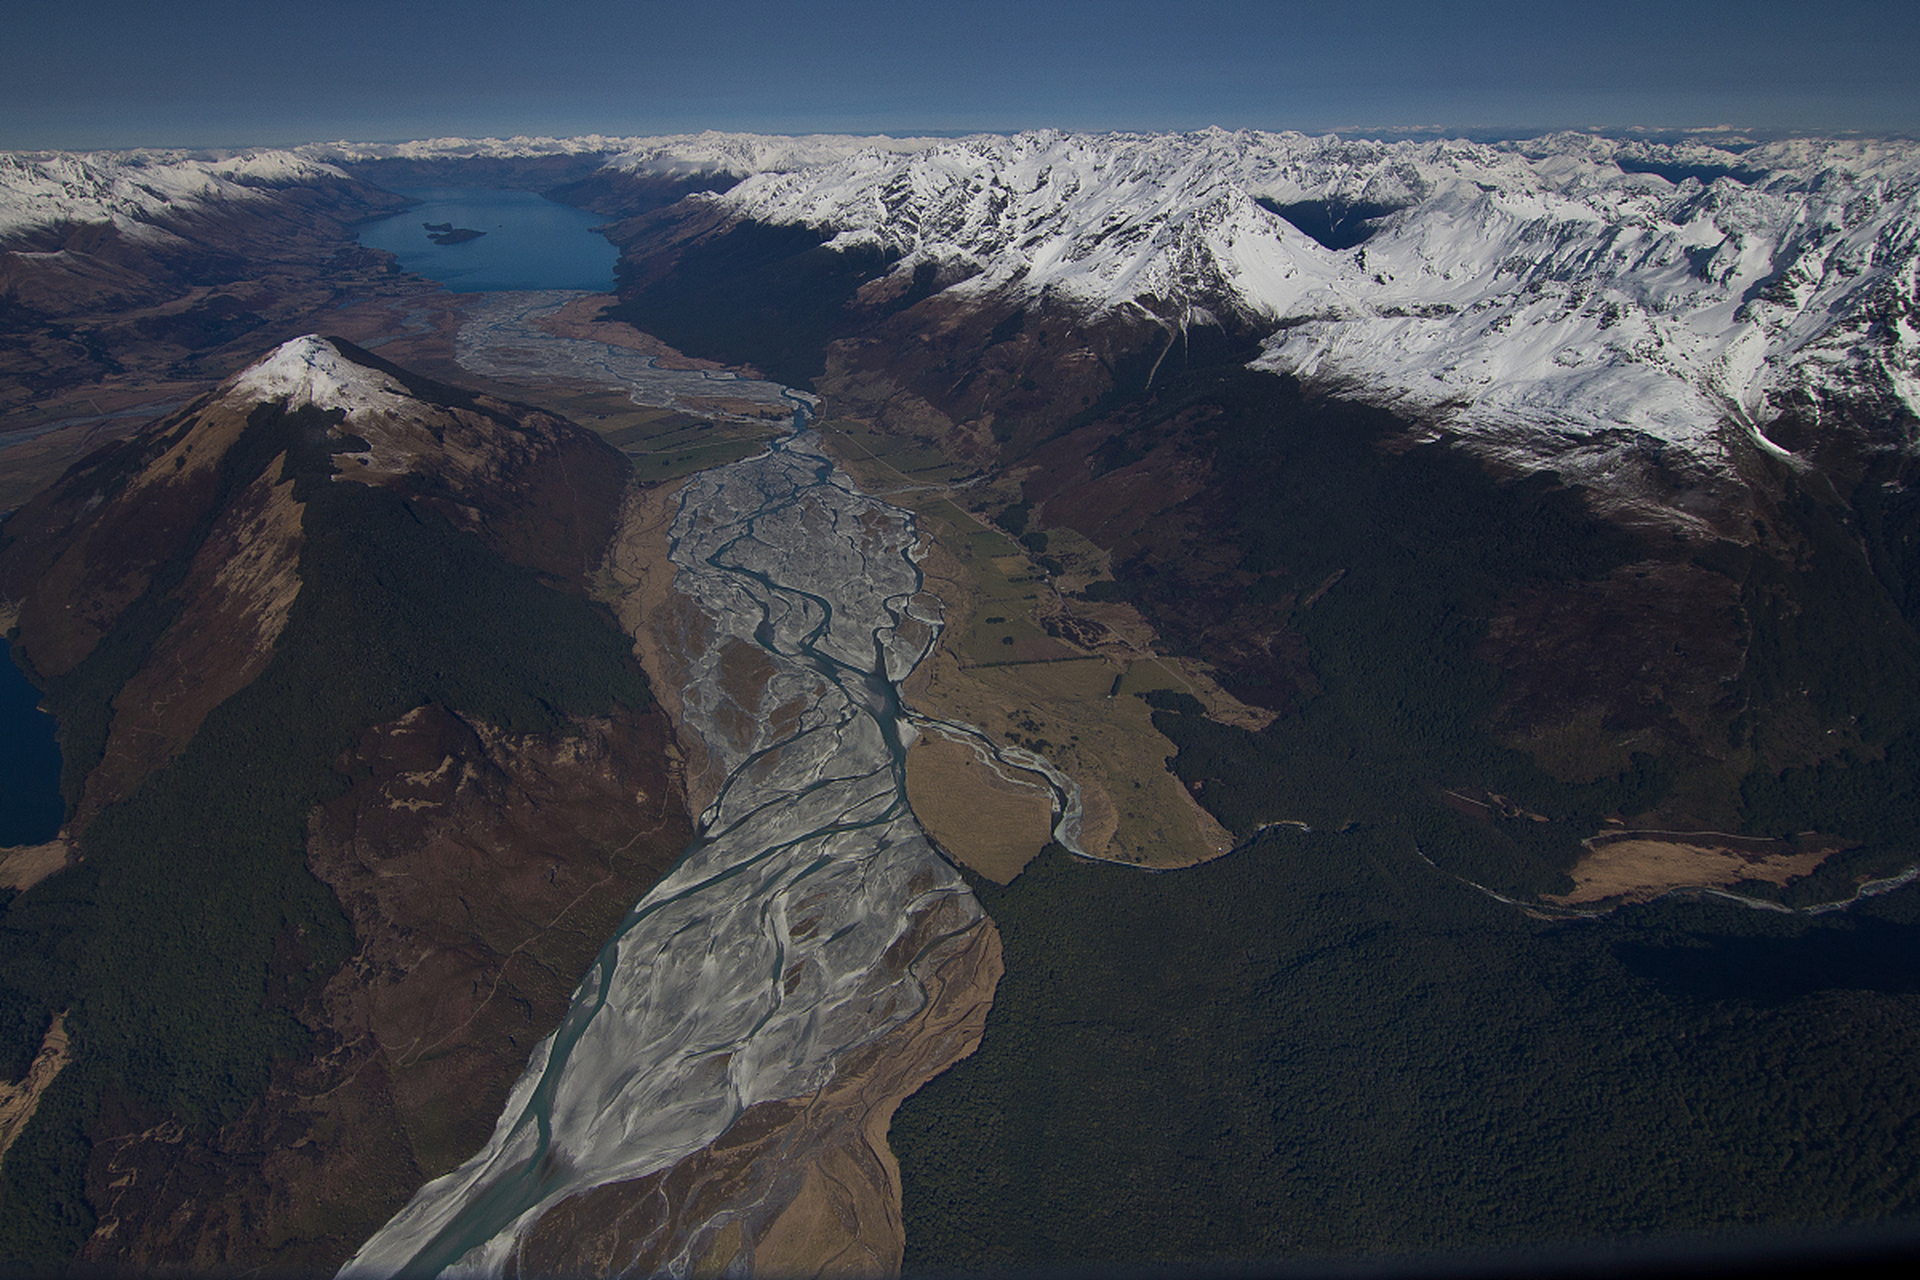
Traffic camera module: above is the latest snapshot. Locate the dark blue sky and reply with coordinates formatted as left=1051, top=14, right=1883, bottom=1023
left=4, top=0, right=1915, bottom=149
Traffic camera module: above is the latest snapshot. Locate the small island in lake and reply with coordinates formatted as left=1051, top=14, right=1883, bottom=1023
left=422, top=221, right=486, bottom=245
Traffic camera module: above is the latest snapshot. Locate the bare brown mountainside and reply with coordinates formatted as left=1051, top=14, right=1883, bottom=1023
left=0, top=337, right=693, bottom=1269
left=0, top=174, right=410, bottom=418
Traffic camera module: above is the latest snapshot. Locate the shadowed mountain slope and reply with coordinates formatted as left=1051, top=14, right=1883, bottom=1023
left=0, top=337, right=692, bottom=1271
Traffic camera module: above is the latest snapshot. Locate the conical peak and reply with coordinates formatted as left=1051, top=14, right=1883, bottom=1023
left=225, top=335, right=417, bottom=423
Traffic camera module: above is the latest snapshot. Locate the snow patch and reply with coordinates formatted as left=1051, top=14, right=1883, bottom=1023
left=226, top=335, right=414, bottom=424
left=292, top=131, right=947, bottom=180
left=601, top=130, right=946, bottom=179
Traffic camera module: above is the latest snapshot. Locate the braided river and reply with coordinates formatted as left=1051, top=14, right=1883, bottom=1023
left=342, top=295, right=1082, bottom=1276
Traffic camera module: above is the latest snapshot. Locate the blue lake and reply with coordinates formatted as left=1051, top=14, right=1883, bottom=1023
left=0, top=639, right=63, bottom=847
left=357, top=188, right=619, bottom=292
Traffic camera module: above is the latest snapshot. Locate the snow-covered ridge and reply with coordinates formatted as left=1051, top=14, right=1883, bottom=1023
left=294, top=130, right=946, bottom=179
left=599, top=130, right=944, bottom=178
left=704, top=127, right=1920, bottom=462
left=0, top=148, right=349, bottom=239
left=296, top=135, right=635, bottom=163
left=0, top=130, right=937, bottom=250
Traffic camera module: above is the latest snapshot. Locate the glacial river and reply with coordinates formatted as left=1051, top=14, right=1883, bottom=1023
left=343, top=360, right=1079, bottom=1274
left=454, top=291, right=801, bottom=424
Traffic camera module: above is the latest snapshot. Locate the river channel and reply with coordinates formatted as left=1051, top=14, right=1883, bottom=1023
left=454, top=291, right=800, bottom=424
left=343, top=306, right=1078, bottom=1273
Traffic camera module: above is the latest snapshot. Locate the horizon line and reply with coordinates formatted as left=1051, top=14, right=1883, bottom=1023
left=8, top=121, right=1920, bottom=156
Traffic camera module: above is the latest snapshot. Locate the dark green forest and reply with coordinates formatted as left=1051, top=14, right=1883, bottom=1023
left=0, top=401, right=652, bottom=1263
left=893, top=838, right=1920, bottom=1269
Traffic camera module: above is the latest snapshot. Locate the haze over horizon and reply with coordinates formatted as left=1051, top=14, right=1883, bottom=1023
left=4, top=0, right=1916, bottom=151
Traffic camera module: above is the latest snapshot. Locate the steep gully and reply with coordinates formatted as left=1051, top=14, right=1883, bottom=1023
left=342, top=296, right=1085, bottom=1276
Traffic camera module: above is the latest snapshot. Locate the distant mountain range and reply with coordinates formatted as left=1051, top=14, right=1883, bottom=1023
left=11, top=128, right=1913, bottom=477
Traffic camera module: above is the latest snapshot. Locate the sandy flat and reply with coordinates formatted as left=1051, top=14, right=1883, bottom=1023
left=0, top=838, right=70, bottom=894
left=0, top=1011, right=71, bottom=1168
left=1545, top=832, right=1838, bottom=905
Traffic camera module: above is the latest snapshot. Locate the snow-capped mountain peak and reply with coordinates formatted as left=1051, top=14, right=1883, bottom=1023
left=225, top=335, right=415, bottom=423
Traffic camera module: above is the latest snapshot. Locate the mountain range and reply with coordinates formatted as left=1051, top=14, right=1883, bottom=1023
left=4, top=128, right=1920, bottom=1275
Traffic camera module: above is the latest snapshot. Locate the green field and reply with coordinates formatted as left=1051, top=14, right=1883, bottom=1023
left=540, top=391, right=782, bottom=485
